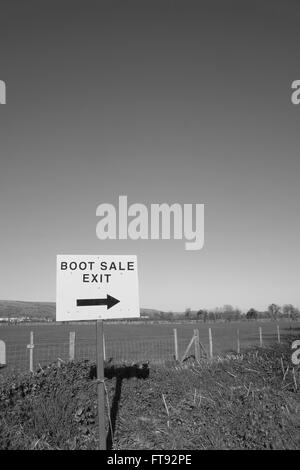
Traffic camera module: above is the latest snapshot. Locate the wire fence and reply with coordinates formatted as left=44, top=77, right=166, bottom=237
left=1, top=338, right=177, bottom=376
left=0, top=321, right=299, bottom=378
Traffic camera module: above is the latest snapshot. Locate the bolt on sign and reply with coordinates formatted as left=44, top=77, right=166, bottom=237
left=56, top=255, right=140, bottom=321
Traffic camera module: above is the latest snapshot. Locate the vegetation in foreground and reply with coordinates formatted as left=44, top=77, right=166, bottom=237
left=0, top=341, right=299, bottom=450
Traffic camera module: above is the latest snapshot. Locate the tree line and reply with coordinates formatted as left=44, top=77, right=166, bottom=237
left=142, top=304, right=300, bottom=321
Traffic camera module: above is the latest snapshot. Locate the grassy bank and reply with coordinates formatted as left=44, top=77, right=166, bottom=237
left=0, top=341, right=299, bottom=450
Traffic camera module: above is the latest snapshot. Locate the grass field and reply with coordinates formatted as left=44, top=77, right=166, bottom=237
left=1, top=319, right=300, bottom=349
left=1, top=320, right=300, bottom=374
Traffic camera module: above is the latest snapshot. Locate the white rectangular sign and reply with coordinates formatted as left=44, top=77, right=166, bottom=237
left=56, top=255, right=140, bottom=321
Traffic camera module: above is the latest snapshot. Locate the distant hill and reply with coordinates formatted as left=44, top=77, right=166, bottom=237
left=0, top=300, right=56, bottom=319
left=139, top=308, right=162, bottom=317
left=0, top=300, right=162, bottom=320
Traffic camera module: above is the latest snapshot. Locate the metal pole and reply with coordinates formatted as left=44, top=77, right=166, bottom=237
left=96, top=320, right=106, bottom=450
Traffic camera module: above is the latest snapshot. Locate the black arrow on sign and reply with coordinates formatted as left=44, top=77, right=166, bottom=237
left=76, top=295, right=120, bottom=310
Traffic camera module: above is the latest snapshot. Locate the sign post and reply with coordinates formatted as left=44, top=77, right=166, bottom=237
left=96, top=320, right=106, bottom=450
left=56, top=254, right=140, bottom=450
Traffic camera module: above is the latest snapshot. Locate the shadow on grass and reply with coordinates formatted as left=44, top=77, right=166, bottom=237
left=89, top=362, right=150, bottom=450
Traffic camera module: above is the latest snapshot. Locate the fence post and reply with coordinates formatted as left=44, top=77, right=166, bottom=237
left=180, top=332, right=196, bottom=363
left=173, top=328, right=179, bottom=361
left=194, top=329, right=200, bottom=361
left=208, top=328, right=213, bottom=359
left=27, top=331, right=34, bottom=372
left=69, top=331, right=76, bottom=361
left=259, top=326, right=263, bottom=347
left=277, top=324, right=281, bottom=344
left=237, top=329, right=240, bottom=354
left=0, top=340, right=6, bottom=365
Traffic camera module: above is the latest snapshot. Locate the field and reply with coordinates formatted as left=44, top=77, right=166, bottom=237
left=1, top=320, right=300, bottom=374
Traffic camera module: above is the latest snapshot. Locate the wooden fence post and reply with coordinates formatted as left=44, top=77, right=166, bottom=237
left=0, top=340, right=6, bottom=365
left=180, top=332, right=196, bottom=363
left=194, top=329, right=200, bottom=362
left=259, top=326, right=263, bottom=347
left=277, top=324, right=281, bottom=344
left=69, top=331, right=76, bottom=361
left=237, top=329, right=240, bottom=354
left=27, top=331, right=34, bottom=372
left=208, top=328, right=213, bottom=359
left=173, top=328, right=178, bottom=361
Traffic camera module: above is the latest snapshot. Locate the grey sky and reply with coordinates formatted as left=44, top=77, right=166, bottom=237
left=0, top=0, right=299, bottom=311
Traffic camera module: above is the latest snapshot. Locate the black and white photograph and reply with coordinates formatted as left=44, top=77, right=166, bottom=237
left=0, top=0, right=300, bottom=456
